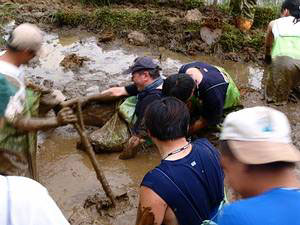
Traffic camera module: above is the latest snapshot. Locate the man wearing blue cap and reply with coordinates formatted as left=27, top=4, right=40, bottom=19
left=100, top=56, right=164, bottom=159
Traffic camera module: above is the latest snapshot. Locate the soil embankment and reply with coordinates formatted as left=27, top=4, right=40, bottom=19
left=1, top=0, right=279, bottom=63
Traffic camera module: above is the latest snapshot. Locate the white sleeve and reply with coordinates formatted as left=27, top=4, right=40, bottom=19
left=8, top=176, right=70, bottom=225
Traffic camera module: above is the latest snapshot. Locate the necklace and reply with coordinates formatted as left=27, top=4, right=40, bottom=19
left=162, top=142, right=191, bottom=160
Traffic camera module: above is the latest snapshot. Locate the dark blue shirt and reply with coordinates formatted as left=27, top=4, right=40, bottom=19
left=125, top=84, right=163, bottom=135
left=179, top=62, right=228, bottom=125
left=141, top=138, right=224, bottom=225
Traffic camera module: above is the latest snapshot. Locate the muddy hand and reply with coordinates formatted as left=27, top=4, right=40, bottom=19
left=119, top=136, right=144, bottom=160
left=57, top=107, right=77, bottom=125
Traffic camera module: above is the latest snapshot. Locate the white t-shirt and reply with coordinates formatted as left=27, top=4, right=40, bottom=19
left=0, top=175, right=70, bottom=225
left=0, top=58, right=25, bottom=83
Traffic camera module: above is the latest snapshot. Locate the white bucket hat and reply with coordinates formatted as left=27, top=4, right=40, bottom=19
left=7, top=23, right=44, bottom=56
left=220, top=106, right=300, bottom=164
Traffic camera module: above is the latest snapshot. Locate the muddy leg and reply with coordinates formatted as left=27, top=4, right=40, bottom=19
left=267, top=56, right=300, bottom=104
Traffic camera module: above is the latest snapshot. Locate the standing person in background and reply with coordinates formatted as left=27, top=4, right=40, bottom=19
left=230, top=0, right=257, bottom=32
left=0, top=23, right=77, bottom=180
left=136, top=97, right=224, bottom=225
left=265, top=0, right=300, bottom=104
left=218, top=106, right=300, bottom=225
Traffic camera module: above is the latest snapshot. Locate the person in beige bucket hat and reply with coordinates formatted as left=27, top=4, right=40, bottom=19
left=0, top=23, right=77, bottom=180
left=217, top=106, right=300, bottom=225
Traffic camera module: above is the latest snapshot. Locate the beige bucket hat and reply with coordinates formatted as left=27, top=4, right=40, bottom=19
left=220, top=106, right=300, bottom=164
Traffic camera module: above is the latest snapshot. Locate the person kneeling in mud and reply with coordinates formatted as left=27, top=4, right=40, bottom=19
left=136, top=97, right=224, bottom=225
left=100, top=56, right=163, bottom=159
left=265, top=0, right=300, bottom=105
left=163, top=62, right=240, bottom=135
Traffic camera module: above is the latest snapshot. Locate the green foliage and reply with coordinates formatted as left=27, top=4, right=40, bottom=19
left=219, top=24, right=244, bottom=52
left=183, top=0, right=204, bottom=9
left=79, top=0, right=122, bottom=5
left=244, top=31, right=265, bottom=51
left=54, top=7, right=168, bottom=32
left=253, top=5, right=280, bottom=28
left=54, top=10, right=87, bottom=26
left=219, top=23, right=264, bottom=52
left=0, top=2, right=20, bottom=25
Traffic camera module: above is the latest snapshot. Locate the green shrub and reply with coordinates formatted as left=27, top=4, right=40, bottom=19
left=253, top=6, right=280, bottom=28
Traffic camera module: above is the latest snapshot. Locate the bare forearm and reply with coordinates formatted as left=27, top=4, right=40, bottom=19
left=265, top=23, right=274, bottom=56
left=13, top=117, right=59, bottom=131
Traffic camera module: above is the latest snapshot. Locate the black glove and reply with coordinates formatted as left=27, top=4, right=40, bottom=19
left=264, top=55, right=272, bottom=65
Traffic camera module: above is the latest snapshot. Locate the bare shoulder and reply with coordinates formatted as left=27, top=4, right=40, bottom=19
left=138, top=186, right=168, bottom=225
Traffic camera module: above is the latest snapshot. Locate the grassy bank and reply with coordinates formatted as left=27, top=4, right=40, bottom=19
left=53, top=6, right=267, bottom=60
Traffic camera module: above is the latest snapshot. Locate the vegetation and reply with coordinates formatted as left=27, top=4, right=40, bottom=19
left=253, top=5, right=280, bottom=28
left=78, top=0, right=205, bottom=9
left=0, top=2, right=20, bottom=25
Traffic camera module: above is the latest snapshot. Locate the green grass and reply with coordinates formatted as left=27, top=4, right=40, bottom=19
left=0, top=2, right=21, bottom=25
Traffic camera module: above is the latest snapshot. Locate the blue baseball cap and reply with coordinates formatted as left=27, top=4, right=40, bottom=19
left=123, top=56, right=161, bottom=74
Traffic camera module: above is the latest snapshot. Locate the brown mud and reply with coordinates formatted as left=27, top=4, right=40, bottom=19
left=17, top=28, right=296, bottom=224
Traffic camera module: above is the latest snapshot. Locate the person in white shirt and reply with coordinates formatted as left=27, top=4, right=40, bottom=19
left=0, top=175, right=70, bottom=225
left=0, top=23, right=77, bottom=180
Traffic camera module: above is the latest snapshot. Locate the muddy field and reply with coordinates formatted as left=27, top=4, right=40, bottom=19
left=1, top=1, right=300, bottom=224
left=7, top=27, right=296, bottom=224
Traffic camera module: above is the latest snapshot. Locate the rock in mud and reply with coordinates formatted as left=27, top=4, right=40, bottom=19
left=185, top=9, right=202, bottom=22
left=128, top=31, right=147, bottom=46
left=60, top=53, right=89, bottom=71
left=200, top=26, right=222, bottom=45
left=98, top=31, right=115, bottom=43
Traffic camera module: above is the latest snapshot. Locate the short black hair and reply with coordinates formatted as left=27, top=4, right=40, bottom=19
left=162, top=73, right=196, bottom=103
left=282, top=0, right=300, bottom=19
left=144, top=97, right=190, bottom=141
left=220, top=140, right=296, bottom=171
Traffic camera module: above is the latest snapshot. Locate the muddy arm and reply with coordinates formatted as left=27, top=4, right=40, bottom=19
left=136, top=186, right=167, bottom=225
left=12, top=107, right=77, bottom=131
left=265, top=21, right=274, bottom=62
left=61, top=87, right=129, bottom=107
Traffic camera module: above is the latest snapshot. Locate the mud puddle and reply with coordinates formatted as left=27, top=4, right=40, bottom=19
left=2, top=25, right=297, bottom=224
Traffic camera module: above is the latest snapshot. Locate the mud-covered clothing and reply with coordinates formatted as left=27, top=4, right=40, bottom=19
left=141, top=139, right=224, bottom=225
left=125, top=79, right=163, bottom=135
left=217, top=188, right=300, bottom=225
left=265, top=56, right=300, bottom=103
left=0, top=61, right=40, bottom=179
left=0, top=175, right=70, bottom=225
left=0, top=88, right=40, bottom=179
left=265, top=16, right=300, bottom=103
left=179, top=62, right=240, bottom=126
left=230, top=0, right=257, bottom=20
left=0, top=74, right=17, bottom=116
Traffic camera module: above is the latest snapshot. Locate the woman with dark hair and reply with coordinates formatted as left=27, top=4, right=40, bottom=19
left=265, top=0, right=300, bottom=104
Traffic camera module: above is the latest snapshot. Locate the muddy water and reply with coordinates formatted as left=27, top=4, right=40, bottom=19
left=10, top=28, right=298, bottom=223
